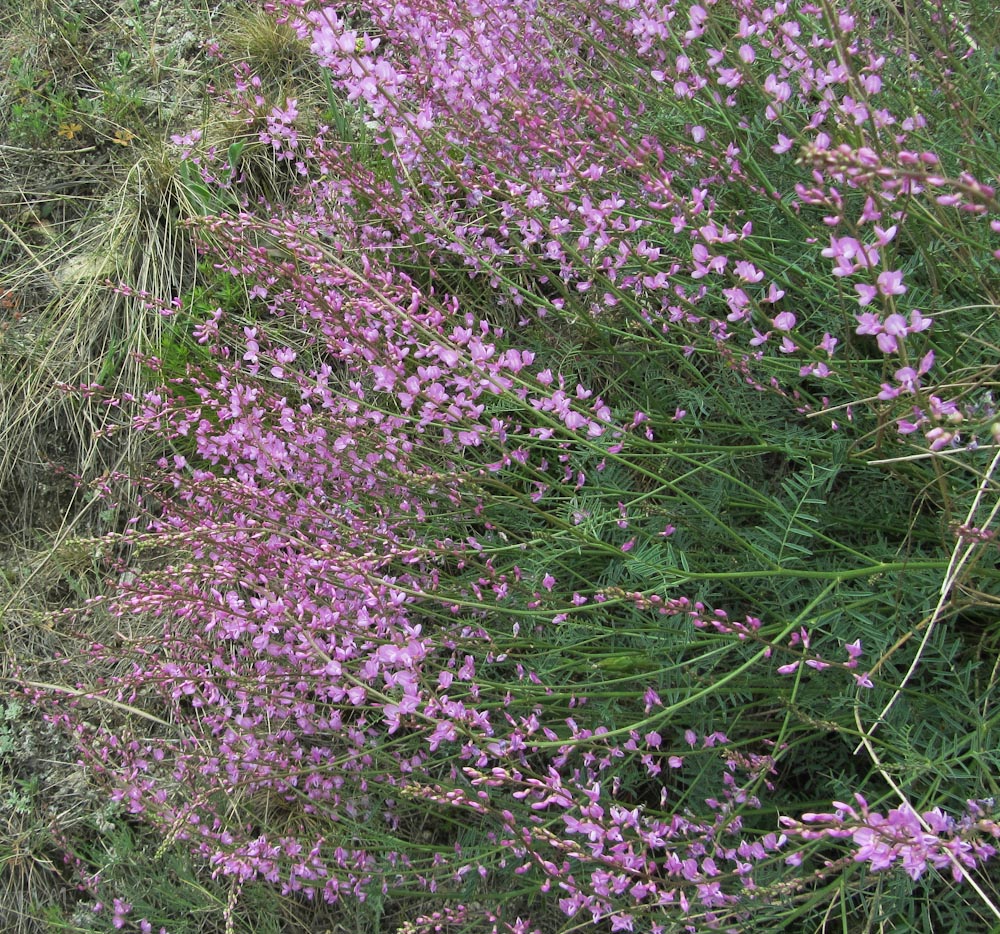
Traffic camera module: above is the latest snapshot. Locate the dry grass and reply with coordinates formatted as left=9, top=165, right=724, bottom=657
left=219, top=5, right=314, bottom=84
left=0, top=3, right=234, bottom=930
left=0, top=149, right=202, bottom=535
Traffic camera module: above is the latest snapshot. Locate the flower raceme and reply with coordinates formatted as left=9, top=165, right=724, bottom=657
left=288, top=0, right=996, bottom=451
left=781, top=796, right=1000, bottom=883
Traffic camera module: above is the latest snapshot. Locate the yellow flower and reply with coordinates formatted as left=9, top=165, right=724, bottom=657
left=112, top=129, right=136, bottom=146
left=57, top=122, right=82, bottom=140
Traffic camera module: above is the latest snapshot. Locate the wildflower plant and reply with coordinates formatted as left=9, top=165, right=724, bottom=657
left=23, top=0, right=1000, bottom=931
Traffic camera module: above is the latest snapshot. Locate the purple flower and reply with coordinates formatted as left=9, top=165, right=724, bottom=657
left=855, top=283, right=878, bottom=306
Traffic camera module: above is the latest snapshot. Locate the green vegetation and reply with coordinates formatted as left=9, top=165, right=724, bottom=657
left=2, top=0, right=1000, bottom=932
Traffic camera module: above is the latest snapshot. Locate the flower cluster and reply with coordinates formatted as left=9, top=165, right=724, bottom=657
left=781, top=795, right=1000, bottom=883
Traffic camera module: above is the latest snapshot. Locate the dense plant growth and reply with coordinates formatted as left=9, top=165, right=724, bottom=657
left=14, top=0, right=1000, bottom=930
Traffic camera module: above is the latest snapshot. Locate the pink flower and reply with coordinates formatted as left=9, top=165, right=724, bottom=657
left=772, top=134, right=794, bottom=154
left=112, top=900, right=132, bottom=930
left=819, top=332, right=839, bottom=355
left=873, top=224, right=897, bottom=245
left=855, top=283, right=878, bottom=306
left=855, top=312, right=882, bottom=335
left=877, top=270, right=907, bottom=296
left=876, top=332, right=900, bottom=353
left=822, top=236, right=879, bottom=276
left=762, top=282, right=786, bottom=303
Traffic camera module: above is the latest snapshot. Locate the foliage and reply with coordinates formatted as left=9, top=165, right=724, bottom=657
left=8, top=0, right=1000, bottom=931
